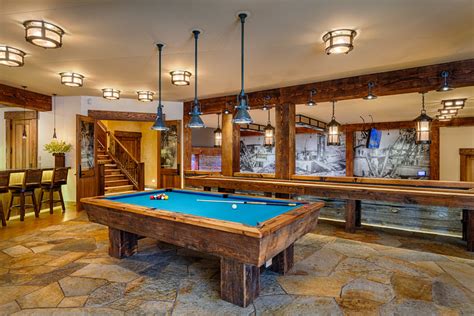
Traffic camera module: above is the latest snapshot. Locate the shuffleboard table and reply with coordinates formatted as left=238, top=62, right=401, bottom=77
left=81, top=189, right=323, bottom=307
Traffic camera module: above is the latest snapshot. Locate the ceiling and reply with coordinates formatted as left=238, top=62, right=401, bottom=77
left=1, top=0, right=473, bottom=104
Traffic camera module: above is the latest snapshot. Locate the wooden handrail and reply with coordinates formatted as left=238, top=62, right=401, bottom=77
left=107, top=132, right=140, bottom=165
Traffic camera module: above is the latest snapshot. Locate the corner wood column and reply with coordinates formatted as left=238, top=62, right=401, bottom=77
left=221, top=113, right=240, bottom=177
left=270, top=243, right=294, bottom=274
left=430, top=126, right=440, bottom=180
left=183, top=102, right=192, bottom=171
left=345, top=131, right=354, bottom=176
left=108, top=228, right=138, bottom=258
left=345, top=199, right=361, bottom=233
left=275, top=102, right=295, bottom=180
left=220, top=258, right=260, bottom=307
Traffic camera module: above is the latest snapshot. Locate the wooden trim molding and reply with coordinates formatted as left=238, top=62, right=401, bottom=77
left=4, top=110, right=38, bottom=120
left=88, top=110, right=156, bottom=122
left=0, top=84, right=51, bottom=111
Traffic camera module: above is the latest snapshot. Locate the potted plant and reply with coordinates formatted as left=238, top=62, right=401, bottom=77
left=44, top=140, right=72, bottom=168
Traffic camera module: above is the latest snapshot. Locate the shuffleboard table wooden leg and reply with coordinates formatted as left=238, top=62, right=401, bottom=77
left=467, top=210, right=474, bottom=252
left=220, top=258, right=260, bottom=307
left=270, top=243, right=294, bottom=274
left=462, top=209, right=467, bottom=241
left=203, top=187, right=211, bottom=191
left=345, top=199, right=361, bottom=233
left=108, top=228, right=138, bottom=258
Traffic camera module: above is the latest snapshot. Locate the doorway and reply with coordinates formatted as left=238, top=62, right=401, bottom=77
left=158, top=120, right=181, bottom=188
left=114, top=131, right=142, bottom=161
left=460, top=148, right=474, bottom=181
left=5, top=111, right=38, bottom=169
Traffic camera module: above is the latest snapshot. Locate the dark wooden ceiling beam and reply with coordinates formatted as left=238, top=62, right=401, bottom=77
left=0, top=84, right=51, bottom=111
left=88, top=110, right=156, bottom=121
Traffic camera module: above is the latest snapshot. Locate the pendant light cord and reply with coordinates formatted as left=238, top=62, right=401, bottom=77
left=193, top=30, right=200, bottom=109
left=157, top=44, right=163, bottom=108
left=332, top=101, right=336, bottom=119
left=217, top=113, right=220, bottom=128
left=267, top=108, right=271, bottom=124
left=421, top=92, right=426, bottom=113
left=240, top=13, right=246, bottom=97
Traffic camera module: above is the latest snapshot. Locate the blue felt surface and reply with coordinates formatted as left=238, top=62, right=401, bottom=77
left=105, top=189, right=301, bottom=227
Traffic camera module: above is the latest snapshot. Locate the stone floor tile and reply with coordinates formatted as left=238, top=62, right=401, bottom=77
left=0, top=301, right=21, bottom=316
left=25, top=262, right=88, bottom=286
left=255, top=295, right=342, bottom=315
left=290, top=247, right=344, bottom=276
left=412, top=261, right=445, bottom=277
left=124, top=300, right=174, bottom=316
left=368, top=256, right=429, bottom=277
left=380, top=299, right=448, bottom=316
left=16, top=282, right=64, bottom=309
left=0, top=285, right=40, bottom=305
left=45, top=252, right=87, bottom=267
left=2, top=245, right=32, bottom=258
left=8, top=253, right=55, bottom=269
left=437, top=261, right=474, bottom=292
left=85, top=282, right=126, bottom=307
left=125, top=277, right=179, bottom=302
left=59, top=276, right=107, bottom=296
left=336, top=297, right=382, bottom=316
left=259, top=270, right=286, bottom=296
left=57, top=295, right=88, bottom=307
left=51, top=238, right=97, bottom=252
left=11, top=307, right=125, bottom=315
left=71, top=263, right=140, bottom=283
left=324, top=240, right=378, bottom=259
left=432, top=280, right=474, bottom=313
left=392, top=274, right=432, bottom=301
left=334, top=257, right=392, bottom=284
left=278, top=275, right=349, bottom=297
left=341, top=278, right=394, bottom=303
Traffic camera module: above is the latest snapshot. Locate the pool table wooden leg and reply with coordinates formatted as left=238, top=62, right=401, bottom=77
left=220, top=258, right=260, bottom=307
left=345, top=199, right=361, bottom=233
left=108, top=228, right=138, bottom=258
left=270, top=243, right=294, bottom=274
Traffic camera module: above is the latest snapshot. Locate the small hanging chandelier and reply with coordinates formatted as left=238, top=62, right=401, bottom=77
left=188, top=30, right=206, bottom=128
left=52, top=94, right=57, bottom=139
left=414, top=92, right=432, bottom=145
left=214, top=113, right=222, bottom=148
left=437, top=71, right=453, bottom=92
left=137, top=90, right=154, bottom=102
left=263, top=109, right=275, bottom=147
left=151, top=44, right=169, bottom=131
left=102, top=88, right=120, bottom=100
left=170, top=70, right=191, bottom=86
left=363, top=82, right=377, bottom=100
left=327, top=101, right=341, bottom=146
left=60, top=72, right=84, bottom=87
left=23, top=20, right=64, bottom=49
left=224, top=102, right=232, bottom=115
left=442, top=98, right=466, bottom=110
left=323, top=29, right=357, bottom=55
left=262, top=96, right=271, bottom=111
left=233, top=12, right=253, bottom=124
left=307, top=89, right=317, bottom=106
left=0, top=45, right=26, bottom=67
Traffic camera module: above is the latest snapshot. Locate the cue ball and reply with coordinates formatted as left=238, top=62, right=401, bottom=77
left=232, top=204, right=237, bottom=209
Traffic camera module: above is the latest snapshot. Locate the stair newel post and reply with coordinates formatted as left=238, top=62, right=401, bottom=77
left=138, top=162, right=145, bottom=191
left=99, top=163, right=105, bottom=196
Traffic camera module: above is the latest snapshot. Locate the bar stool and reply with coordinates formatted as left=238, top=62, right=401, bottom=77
left=39, top=168, right=69, bottom=214
left=0, top=172, right=9, bottom=226
left=8, top=169, right=42, bottom=221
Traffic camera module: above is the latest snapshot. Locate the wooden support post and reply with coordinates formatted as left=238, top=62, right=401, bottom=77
left=345, top=199, right=361, bottom=233
left=275, top=102, right=295, bottom=180
left=430, top=126, right=440, bottom=180
left=220, top=258, right=260, bottom=307
left=462, top=209, right=467, bottom=241
left=98, top=164, right=105, bottom=196
left=218, top=188, right=235, bottom=193
left=345, top=131, right=354, bottom=177
left=270, top=243, right=294, bottom=274
left=108, top=228, right=138, bottom=258
left=203, top=187, right=211, bottom=191
left=183, top=102, right=193, bottom=171
left=222, top=113, right=240, bottom=176
left=467, top=210, right=474, bottom=252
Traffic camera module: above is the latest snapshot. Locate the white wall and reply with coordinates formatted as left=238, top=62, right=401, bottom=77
left=440, top=126, right=474, bottom=181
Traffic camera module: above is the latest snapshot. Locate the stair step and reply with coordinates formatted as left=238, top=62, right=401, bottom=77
left=98, top=154, right=109, bottom=159
left=105, top=190, right=137, bottom=196
left=105, top=185, right=134, bottom=193
left=104, top=174, right=126, bottom=181
left=105, top=179, right=130, bottom=187
left=98, top=159, right=113, bottom=164
left=104, top=164, right=117, bottom=169
left=104, top=169, right=122, bottom=175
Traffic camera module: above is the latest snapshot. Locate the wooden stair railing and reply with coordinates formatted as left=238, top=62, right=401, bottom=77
left=96, top=122, right=145, bottom=192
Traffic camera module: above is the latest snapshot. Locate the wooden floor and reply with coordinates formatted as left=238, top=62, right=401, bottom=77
left=0, top=202, right=79, bottom=240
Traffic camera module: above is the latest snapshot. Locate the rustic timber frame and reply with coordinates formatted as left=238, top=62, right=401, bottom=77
left=0, top=84, right=51, bottom=111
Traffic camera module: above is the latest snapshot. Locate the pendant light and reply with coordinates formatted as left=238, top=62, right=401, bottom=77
left=151, top=43, right=169, bottom=131
left=262, top=96, right=270, bottom=111
left=307, top=89, right=317, bottom=106
left=363, top=82, right=377, bottom=100
left=437, top=71, right=453, bottom=92
left=233, top=13, right=253, bottom=124
left=52, top=94, right=57, bottom=139
left=414, top=92, right=432, bottom=144
left=22, top=86, right=27, bottom=139
left=327, top=101, right=341, bottom=146
left=263, top=109, right=275, bottom=147
left=188, top=30, right=206, bottom=128
left=214, top=113, right=222, bottom=148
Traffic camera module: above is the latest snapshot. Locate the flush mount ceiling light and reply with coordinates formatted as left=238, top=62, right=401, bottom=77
left=307, top=89, right=317, bottom=106
left=214, top=113, right=222, bottom=148
left=0, top=45, right=26, bottom=67
left=187, top=30, right=206, bottom=128
left=102, top=88, right=120, bottom=100
left=170, top=70, right=191, bottom=86
left=263, top=109, right=275, bottom=147
left=23, top=20, right=64, bottom=48
left=322, top=29, right=357, bottom=55
left=233, top=12, right=253, bottom=124
left=327, top=101, right=341, bottom=146
left=442, top=98, right=466, bottom=110
left=151, top=44, right=169, bottom=131
left=60, top=72, right=84, bottom=87
left=437, top=71, right=453, bottom=92
left=137, top=90, right=154, bottom=102
left=414, top=92, right=432, bottom=145
left=363, top=82, right=377, bottom=100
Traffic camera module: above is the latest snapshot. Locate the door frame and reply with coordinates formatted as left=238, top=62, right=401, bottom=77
left=157, top=120, right=182, bottom=188
left=460, top=148, right=474, bottom=181
left=5, top=111, right=38, bottom=169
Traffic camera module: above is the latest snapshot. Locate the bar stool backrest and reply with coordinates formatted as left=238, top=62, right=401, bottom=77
left=24, top=169, right=43, bottom=187
left=0, top=172, right=9, bottom=192
left=53, top=168, right=69, bottom=185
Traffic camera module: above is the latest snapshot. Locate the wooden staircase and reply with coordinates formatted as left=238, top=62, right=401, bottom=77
left=98, top=148, right=136, bottom=195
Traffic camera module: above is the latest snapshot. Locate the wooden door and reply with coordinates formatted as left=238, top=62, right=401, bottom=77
left=76, top=115, right=99, bottom=210
left=114, top=131, right=141, bottom=161
left=460, top=148, right=474, bottom=181
left=157, top=120, right=181, bottom=188
left=5, top=111, right=38, bottom=169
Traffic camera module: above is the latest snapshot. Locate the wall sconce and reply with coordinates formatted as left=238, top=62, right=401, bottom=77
left=327, top=101, right=341, bottom=146
left=214, top=113, right=222, bottom=148
left=102, top=88, right=120, bottom=100
left=0, top=45, right=26, bottom=67
left=323, top=29, right=357, bottom=55
left=170, top=70, right=191, bottom=86
left=137, top=90, right=154, bottom=102
left=23, top=20, right=64, bottom=48
left=307, top=89, right=317, bottom=106
left=363, top=82, right=377, bottom=100
left=414, top=92, right=432, bottom=144
left=60, top=72, right=84, bottom=87
left=263, top=109, right=275, bottom=147
left=437, top=71, right=453, bottom=92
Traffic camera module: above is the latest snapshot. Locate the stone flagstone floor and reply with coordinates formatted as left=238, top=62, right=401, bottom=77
left=0, top=213, right=473, bottom=315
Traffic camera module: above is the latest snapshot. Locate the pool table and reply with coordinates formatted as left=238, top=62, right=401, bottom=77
left=81, top=189, right=323, bottom=307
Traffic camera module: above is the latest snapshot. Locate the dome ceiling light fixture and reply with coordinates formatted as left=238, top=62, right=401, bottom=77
left=414, top=92, right=432, bottom=145
left=151, top=43, right=169, bottom=131
left=102, top=88, right=120, bottom=100
left=170, top=70, right=191, bottom=86
left=0, top=45, right=26, bottom=67
left=322, top=29, right=357, bottom=55
left=187, top=30, right=206, bottom=128
left=60, top=72, right=84, bottom=87
left=23, top=20, right=65, bottom=49
left=306, top=89, right=317, bottom=106
left=137, top=90, right=154, bottom=102
left=327, top=101, right=341, bottom=146
left=233, top=12, right=253, bottom=124
left=437, top=71, right=454, bottom=92
left=363, top=81, right=377, bottom=100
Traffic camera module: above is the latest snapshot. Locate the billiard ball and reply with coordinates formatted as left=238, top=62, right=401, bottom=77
left=232, top=204, right=237, bottom=209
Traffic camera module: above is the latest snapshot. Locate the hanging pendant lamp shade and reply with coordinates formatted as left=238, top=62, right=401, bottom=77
left=187, top=30, right=205, bottom=129
left=437, top=71, right=453, bottom=92
left=233, top=13, right=253, bottom=124
left=263, top=109, right=275, bottom=147
left=214, top=113, right=222, bottom=148
left=327, top=101, right=341, bottom=146
left=363, top=82, right=377, bottom=100
left=414, top=92, right=432, bottom=144
left=307, top=89, right=317, bottom=106
left=151, top=43, right=169, bottom=131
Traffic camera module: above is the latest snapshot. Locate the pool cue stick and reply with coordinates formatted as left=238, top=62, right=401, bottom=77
left=196, top=199, right=298, bottom=207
